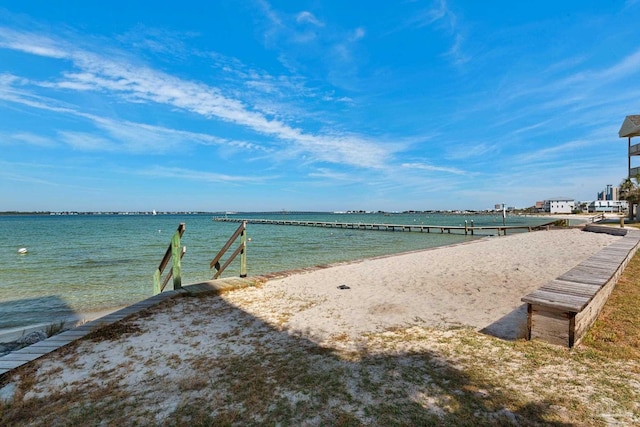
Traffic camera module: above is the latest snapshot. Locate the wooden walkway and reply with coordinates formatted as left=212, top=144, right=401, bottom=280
left=0, top=277, right=261, bottom=381
left=0, top=292, right=176, bottom=379
left=213, top=217, right=558, bottom=236
left=522, top=226, right=640, bottom=347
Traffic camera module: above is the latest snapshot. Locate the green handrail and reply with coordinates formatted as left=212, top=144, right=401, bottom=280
left=153, top=223, right=186, bottom=294
left=210, top=221, right=247, bottom=279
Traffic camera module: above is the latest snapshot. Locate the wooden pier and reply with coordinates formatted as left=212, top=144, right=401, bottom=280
left=213, top=217, right=558, bottom=236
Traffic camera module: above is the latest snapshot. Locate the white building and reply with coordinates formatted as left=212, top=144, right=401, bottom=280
left=544, top=198, right=575, bottom=214
left=588, top=200, right=628, bottom=213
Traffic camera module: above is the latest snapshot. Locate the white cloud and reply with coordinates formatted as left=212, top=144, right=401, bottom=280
left=446, top=142, right=500, bottom=160
left=0, top=77, right=272, bottom=155
left=58, top=131, right=119, bottom=152
left=0, top=28, right=400, bottom=168
left=307, top=168, right=358, bottom=182
left=595, top=48, right=640, bottom=81
left=403, top=0, right=469, bottom=67
left=296, top=11, right=324, bottom=27
left=138, top=166, right=271, bottom=184
left=3, top=132, right=58, bottom=147
left=513, top=139, right=595, bottom=164
left=0, top=27, right=69, bottom=59
left=401, top=162, right=467, bottom=175
left=407, top=0, right=449, bottom=28
left=351, top=27, right=365, bottom=41
left=444, top=33, right=469, bottom=66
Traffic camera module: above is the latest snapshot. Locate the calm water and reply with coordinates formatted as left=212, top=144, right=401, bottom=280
left=0, top=212, right=555, bottom=332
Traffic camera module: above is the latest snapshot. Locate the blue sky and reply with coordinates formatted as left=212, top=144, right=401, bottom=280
left=1, top=1, right=639, bottom=212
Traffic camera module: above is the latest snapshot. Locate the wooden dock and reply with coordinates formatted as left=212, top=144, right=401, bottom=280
left=213, top=217, right=558, bottom=236
left=0, top=276, right=262, bottom=382
left=0, top=291, right=180, bottom=380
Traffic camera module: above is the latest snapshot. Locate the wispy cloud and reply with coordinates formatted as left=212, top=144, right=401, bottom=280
left=401, top=162, right=467, bottom=175
left=444, top=33, right=470, bottom=66
left=0, top=27, right=67, bottom=58
left=0, top=170, right=59, bottom=185
left=2, top=131, right=58, bottom=147
left=0, top=77, right=271, bottom=155
left=57, top=131, right=118, bottom=152
left=445, top=142, right=500, bottom=160
left=401, top=0, right=469, bottom=66
left=404, top=0, right=450, bottom=28
left=513, top=139, right=595, bottom=164
left=493, top=47, right=640, bottom=115
left=0, top=27, right=399, bottom=168
left=256, top=1, right=368, bottom=90
left=138, top=166, right=272, bottom=184
left=296, top=11, right=324, bottom=27
left=593, top=48, right=640, bottom=81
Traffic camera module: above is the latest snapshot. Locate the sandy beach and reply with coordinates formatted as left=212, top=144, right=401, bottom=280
left=3, top=227, right=637, bottom=426
left=219, top=228, right=620, bottom=345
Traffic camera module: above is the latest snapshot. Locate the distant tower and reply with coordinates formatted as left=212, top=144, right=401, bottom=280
left=606, top=184, right=613, bottom=201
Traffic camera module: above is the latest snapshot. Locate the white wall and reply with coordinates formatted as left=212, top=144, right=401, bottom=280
left=546, top=200, right=575, bottom=213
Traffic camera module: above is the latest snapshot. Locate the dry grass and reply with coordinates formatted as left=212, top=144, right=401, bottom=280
left=1, top=253, right=640, bottom=426
left=581, top=252, right=640, bottom=360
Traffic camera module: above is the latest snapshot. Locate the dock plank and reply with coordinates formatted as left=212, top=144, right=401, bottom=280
left=522, top=289, right=589, bottom=312
left=0, top=352, right=44, bottom=363
left=557, top=267, right=614, bottom=286
left=0, top=360, right=29, bottom=370
left=539, top=280, right=601, bottom=298
left=14, top=346, right=61, bottom=354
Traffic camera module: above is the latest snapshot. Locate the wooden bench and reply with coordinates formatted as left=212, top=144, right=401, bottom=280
left=521, top=228, right=640, bottom=347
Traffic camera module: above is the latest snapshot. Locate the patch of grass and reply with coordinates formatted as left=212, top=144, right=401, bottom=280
left=84, top=321, right=143, bottom=342
left=44, top=321, right=66, bottom=338
left=582, top=251, right=640, bottom=360
left=0, top=378, right=141, bottom=426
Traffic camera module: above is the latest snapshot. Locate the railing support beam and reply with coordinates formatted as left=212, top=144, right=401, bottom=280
left=153, top=223, right=186, bottom=294
left=211, top=221, right=248, bottom=279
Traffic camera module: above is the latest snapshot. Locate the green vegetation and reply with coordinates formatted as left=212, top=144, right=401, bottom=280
left=582, top=253, right=640, bottom=360
left=44, top=321, right=66, bottom=338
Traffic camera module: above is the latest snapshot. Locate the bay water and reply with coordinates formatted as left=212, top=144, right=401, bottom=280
left=0, top=212, right=555, bottom=334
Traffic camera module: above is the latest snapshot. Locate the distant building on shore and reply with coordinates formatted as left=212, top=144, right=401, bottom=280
left=588, top=200, right=628, bottom=213
left=543, top=198, right=575, bottom=214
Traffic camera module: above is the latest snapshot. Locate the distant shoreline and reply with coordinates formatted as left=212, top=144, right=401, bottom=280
left=0, top=210, right=614, bottom=217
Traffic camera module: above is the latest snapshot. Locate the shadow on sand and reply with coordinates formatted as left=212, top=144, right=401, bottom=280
left=0, top=296, right=77, bottom=342
left=479, top=303, right=529, bottom=341
left=0, top=287, right=576, bottom=426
